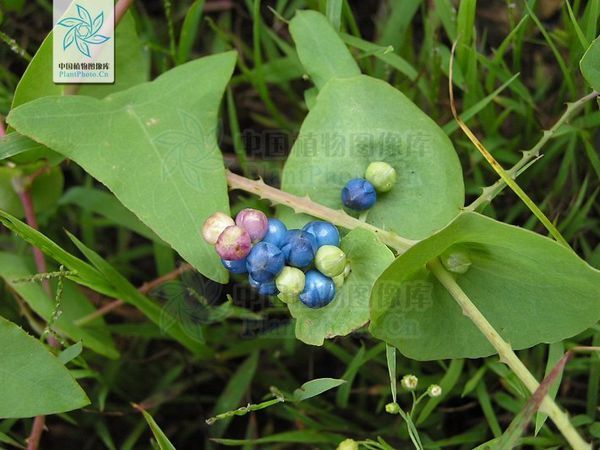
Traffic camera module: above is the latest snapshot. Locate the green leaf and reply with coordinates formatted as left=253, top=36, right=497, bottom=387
left=11, top=12, right=146, bottom=109
left=60, top=187, right=161, bottom=242
left=580, top=35, right=600, bottom=92
left=135, top=407, right=176, bottom=450
left=0, top=252, right=119, bottom=359
left=288, top=228, right=394, bottom=345
left=176, top=0, right=205, bottom=65
left=370, top=212, right=600, bottom=360
left=292, top=378, right=346, bottom=402
left=58, top=341, right=83, bottom=364
left=0, top=132, right=49, bottom=161
left=0, top=316, right=89, bottom=418
left=6, top=13, right=147, bottom=164
left=0, top=164, right=63, bottom=219
left=7, top=51, right=237, bottom=283
left=289, top=10, right=360, bottom=89
left=279, top=75, right=464, bottom=240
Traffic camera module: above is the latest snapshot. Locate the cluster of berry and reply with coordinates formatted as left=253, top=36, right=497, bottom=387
left=202, top=209, right=350, bottom=308
left=341, top=161, right=397, bottom=210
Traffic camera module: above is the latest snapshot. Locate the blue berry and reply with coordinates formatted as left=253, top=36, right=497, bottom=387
left=249, top=275, right=278, bottom=296
left=302, top=221, right=340, bottom=247
left=221, top=257, right=248, bottom=274
left=341, top=178, right=377, bottom=210
left=281, top=230, right=317, bottom=268
left=246, top=242, right=285, bottom=282
left=262, top=218, right=288, bottom=247
left=299, top=270, right=336, bottom=308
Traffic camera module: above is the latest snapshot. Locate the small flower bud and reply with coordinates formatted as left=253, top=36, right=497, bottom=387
left=315, top=245, right=347, bottom=277
left=441, top=250, right=472, bottom=274
left=275, top=266, right=305, bottom=297
left=235, top=208, right=269, bottom=242
left=401, top=374, right=418, bottom=391
left=337, top=439, right=359, bottom=450
left=202, top=212, right=234, bottom=245
left=365, top=161, right=397, bottom=193
left=428, top=384, right=442, bottom=398
left=215, top=226, right=251, bottom=261
left=385, top=402, right=401, bottom=414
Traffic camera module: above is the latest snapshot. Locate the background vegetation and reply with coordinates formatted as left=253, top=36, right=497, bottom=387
left=0, top=0, right=598, bottom=448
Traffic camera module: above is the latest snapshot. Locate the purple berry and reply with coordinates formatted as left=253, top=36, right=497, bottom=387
left=235, top=208, right=269, bottom=242
left=342, top=178, right=377, bottom=211
left=215, top=226, right=251, bottom=261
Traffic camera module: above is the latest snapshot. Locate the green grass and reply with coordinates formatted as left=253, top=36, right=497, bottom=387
left=0, top=1, right=598, bottom=449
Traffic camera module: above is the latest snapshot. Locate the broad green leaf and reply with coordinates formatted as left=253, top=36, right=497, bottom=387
left=279, top=75, right=464, bottom=239
left=370, top=212, right=600, bottom=360
left=0, top=164, right=63, bottom=219
left=136, top=407, right=176, bottom=450
left=8, top=51, right=237, bottom=283
left=0, top=316, right=89, bottom=418
left=11, top=12, right=146, bottom=109
left=0, top=132, right=49, bottom=161
left=288, top=228, right=394, bottom=345
left=289, top=10, right=360, bottom=89
left=0, top=252, right=119, bottom=359
left=580, top=35, right=600, bottom=92
left=292, top=377, right=346, bottom=402
left=8, top=13, right=147, bottom=164
left=60, top=187, right=161, bottom=242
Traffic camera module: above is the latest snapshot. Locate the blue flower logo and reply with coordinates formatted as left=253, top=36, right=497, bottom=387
left=57, top=4, right=110, bottom=57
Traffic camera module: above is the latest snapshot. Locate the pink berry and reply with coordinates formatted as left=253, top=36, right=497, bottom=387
left=216, top=226, right=252, bottom=260
left=235, top=208, right=269, bottom=242
left=202, top=212, right=235, bottom=245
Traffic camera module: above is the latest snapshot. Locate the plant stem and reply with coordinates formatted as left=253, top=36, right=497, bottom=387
left=428, top=258, right=590, bottom=450
left=226, top=170, right=416, bottom=252
left=226, top=170, right=590, bottom=448
left=466, top=90, right=599, bottom=212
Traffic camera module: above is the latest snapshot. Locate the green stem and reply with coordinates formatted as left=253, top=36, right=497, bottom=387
left=466, top=90, right=599, bottom=212
left=428, top=258, right=590, bottom=450
left=226, top=170, right=590, bottom=449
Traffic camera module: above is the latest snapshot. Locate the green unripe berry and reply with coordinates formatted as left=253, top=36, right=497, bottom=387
left=441, top=250, right=472, bottom=274
left=315, top=245, right=347, bottom=277
left=277, top=292, right=299, bottom=304
left=275, top=266, right=305, bottom=296
left=365, top=161, right=397, bottom=193
left=337, top=438, right=359, bottom=450
left=385, top=402, right=401, bottom=414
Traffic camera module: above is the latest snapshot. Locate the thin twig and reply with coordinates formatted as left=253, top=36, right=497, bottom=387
left=467, top=90, right=599, bottom=211
left=75, top=263, right=194, bottom=326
